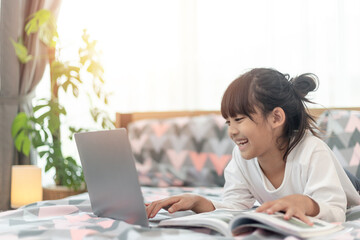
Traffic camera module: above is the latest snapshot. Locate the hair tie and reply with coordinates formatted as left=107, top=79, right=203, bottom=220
left=289, top=78, right=302, bottom=100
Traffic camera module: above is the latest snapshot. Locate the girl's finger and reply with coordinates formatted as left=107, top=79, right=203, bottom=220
left=150, top=197, right=181, bottom=218
left=295, top=212, right=313, bottom=226
left=284, top=208, right=294, bottom=220
left=145, top=202, right=157, bottom=218
left=145, top=202, right=153, bottom=217
left=168, top=197, right=192, bottom=213
left=265, top=202, right=286, bottom=215
left=256, top=201, right=274, bottom=212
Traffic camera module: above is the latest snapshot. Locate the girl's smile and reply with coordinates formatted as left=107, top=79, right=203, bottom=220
left=234, top=138, right=249, bottom=151
left=226, top=112, right=271, bottom=160
left=226, top=108, right=285, bottom=164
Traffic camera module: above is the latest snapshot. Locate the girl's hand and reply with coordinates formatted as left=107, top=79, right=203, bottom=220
left=145, top=193, right=215, bottom=218
left=255, top=194, right=320, bottom=225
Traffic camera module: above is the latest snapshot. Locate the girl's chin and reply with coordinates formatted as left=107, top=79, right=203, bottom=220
left=240, top=151, right=254, bottom=160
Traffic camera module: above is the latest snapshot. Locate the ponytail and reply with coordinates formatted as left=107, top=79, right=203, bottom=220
left=290, top=73, right=318, bottom=100
left=285, top=73, right=320, bottom=160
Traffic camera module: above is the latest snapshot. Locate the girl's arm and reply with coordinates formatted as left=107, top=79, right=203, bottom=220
left=258, top=139, right=348, bottom=223
left=301, top=148, right=347, bottom=222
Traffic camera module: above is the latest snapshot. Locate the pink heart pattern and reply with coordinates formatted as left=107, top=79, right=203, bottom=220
left=151, top=123, right=170, bottom=137
left=166, top=149, right=188, bottom=171
left=189, top=152, right=208, bottom=172
left=346, top=114, right=360, bottom=133
left=209, top=153, right=231, bottom=176
left=127, top=114, right=233, bottom=187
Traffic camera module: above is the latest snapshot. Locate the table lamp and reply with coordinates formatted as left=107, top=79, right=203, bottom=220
left=11, top=165, right=42, bottom=208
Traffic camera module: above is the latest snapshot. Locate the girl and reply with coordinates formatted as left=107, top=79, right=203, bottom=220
left=145, top=68, right=360, bottom=224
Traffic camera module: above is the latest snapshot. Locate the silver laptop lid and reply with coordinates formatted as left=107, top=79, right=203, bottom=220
left=74, top=129, right=149, bottom=227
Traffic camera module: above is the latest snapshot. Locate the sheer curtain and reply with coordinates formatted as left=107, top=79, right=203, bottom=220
left=0, top=0, right=62, bottom=210
left=39, top=0, right=360, bottom=118
left=195, top=0, right=360, bottom=108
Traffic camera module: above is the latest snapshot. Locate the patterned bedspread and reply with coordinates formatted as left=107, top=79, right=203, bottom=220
left=1, top=186, right=360, bottom=240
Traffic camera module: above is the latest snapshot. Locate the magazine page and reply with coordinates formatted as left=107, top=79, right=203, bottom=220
left=230, top=211, right=343, bottom=238
left=158, top=209, right=244, bottom=236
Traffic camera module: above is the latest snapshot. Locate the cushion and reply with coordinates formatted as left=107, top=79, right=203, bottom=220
left=127, top=114, right=235, bottom=187
left=317, top=110, right=360, bottom=178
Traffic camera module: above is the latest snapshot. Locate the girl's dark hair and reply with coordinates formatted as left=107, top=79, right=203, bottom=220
left=221, top=68, right=319, bottom=160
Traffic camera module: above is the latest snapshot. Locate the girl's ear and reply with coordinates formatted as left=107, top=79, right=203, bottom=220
left=269, top=107, right=286, bottom=128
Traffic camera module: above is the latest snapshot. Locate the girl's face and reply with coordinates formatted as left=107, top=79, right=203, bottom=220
left=226, top=110, right=280, bottom=161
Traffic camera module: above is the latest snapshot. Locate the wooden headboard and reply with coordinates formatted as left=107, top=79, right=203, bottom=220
left=115, top=110, right=220, bottom=129
left=115, top=107, right=360, bottom=129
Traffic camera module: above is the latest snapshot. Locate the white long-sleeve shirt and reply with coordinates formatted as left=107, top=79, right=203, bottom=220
left=212, top=134, right=360, bottom=222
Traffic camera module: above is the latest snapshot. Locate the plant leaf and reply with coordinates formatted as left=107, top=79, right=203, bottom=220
left=33, top=104, right=49, bottom=113
left=62, top=80, right=70, bottom=92
left=51, top=61, right=66, bottom=82
left=36, top=110, right=51, bottom=124
left=45, top=159, right=53, bottom=172
left=25, top=9, right=58, bottom=47
left=72, top=84, right=79, bottom=97
left=14, top=131, right=24, bottom=152
left=14, top=131, right=31, bottom=156
left=25, top=10, right=50, bottom=34
left=11, top=112, right=28, bottom=138
left=22, top=137, right=31, bottom=156
left=48, top=114, right=60, bottom=133
left=10, top=39, right=33, bottom=63
left=87, top=61, right=104, bottom=78
left=39, top=150, right=48, bottom=158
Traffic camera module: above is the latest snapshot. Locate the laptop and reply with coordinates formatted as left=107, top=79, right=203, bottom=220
left=74, top=129, right=149, bottom=227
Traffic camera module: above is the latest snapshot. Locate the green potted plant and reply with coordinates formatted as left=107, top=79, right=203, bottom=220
left=11, top=9, right=114, bottom=198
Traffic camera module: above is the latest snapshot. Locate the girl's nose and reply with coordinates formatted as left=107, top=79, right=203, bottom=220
left=228, top=125, right=239, bottom=136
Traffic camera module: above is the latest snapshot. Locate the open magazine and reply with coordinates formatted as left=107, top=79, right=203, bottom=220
left=158, top=209, right=344, bottom=238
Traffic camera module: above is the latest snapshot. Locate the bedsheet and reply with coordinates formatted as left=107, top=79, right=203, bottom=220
left=0, top=186, right=360, bottom=240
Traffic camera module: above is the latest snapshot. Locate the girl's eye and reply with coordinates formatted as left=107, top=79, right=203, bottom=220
left=235, top=117, right=244, bottom=122
left=225, top=120, right=230, bottom=126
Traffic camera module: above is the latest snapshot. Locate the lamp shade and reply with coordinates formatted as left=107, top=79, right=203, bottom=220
left=11, top=165, right=42, bottom=208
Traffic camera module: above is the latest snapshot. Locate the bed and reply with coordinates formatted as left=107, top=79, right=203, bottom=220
left=1, top=108, right=360, bottom=239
